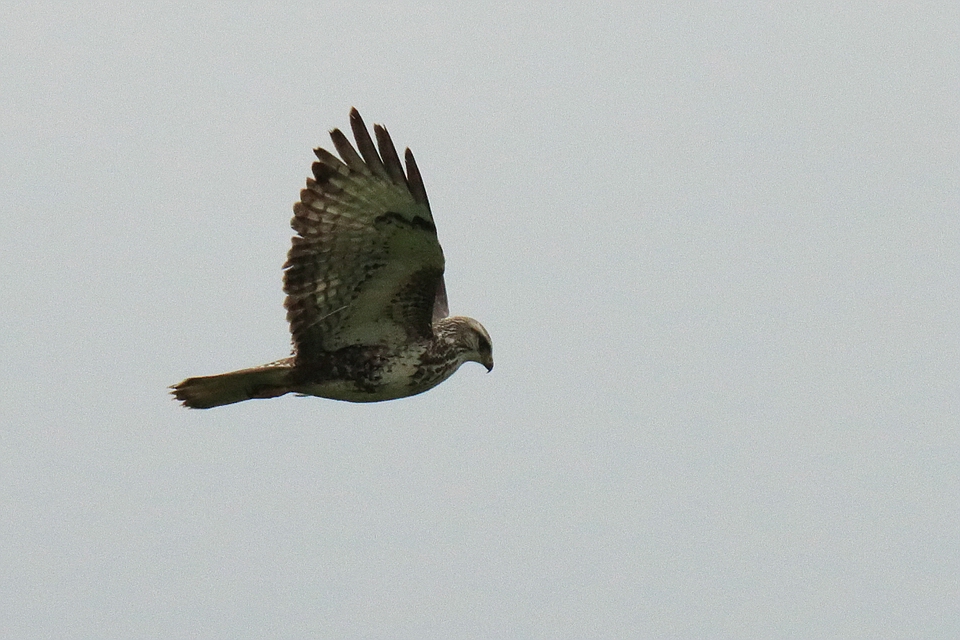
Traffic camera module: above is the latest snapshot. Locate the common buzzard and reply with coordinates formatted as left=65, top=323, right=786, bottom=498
left=172, top=109, right=492, bottom=409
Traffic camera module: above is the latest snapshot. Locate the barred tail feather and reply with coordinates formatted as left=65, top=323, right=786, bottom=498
left=171, top=362, right=293, bottom=409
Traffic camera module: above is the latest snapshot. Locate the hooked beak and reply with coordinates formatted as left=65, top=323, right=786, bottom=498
left=482, top=355, right=494, bottom=373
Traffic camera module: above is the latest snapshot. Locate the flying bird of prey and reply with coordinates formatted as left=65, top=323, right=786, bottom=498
left=172, top=109, right=492, bottom=409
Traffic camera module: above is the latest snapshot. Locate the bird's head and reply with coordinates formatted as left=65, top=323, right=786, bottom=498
left=442, top=316, right=493, bottom=372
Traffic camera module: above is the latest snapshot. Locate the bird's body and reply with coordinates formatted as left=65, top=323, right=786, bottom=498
left=172, top=110, right=492, bottom=409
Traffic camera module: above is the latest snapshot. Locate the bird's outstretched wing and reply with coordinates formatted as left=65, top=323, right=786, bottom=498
left=283, top=108, right=448, bottom=362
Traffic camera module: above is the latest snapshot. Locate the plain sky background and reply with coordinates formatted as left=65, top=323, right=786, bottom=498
left=2, top=2, right=959, bottom=638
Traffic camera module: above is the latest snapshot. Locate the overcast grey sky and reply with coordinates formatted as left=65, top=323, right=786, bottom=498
left=2, top=2, right=959, bottom=638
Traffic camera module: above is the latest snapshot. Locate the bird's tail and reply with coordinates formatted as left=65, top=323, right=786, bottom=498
left=171, top=361, right=293, bottom=409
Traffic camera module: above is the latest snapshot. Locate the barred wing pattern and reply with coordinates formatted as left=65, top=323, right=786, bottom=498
left=172, top=109, right=492, bottom=409
left=283, top=109, right=449, bottom=363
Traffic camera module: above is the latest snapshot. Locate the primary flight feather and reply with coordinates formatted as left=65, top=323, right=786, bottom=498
left=172, top=109, right=492, bottom=409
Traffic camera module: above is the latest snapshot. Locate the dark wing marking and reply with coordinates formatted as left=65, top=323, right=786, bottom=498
left=283, top=108, right=447, bottom=361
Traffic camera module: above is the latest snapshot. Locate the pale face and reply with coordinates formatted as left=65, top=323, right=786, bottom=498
left=458, top=317, right=493, bottom=372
